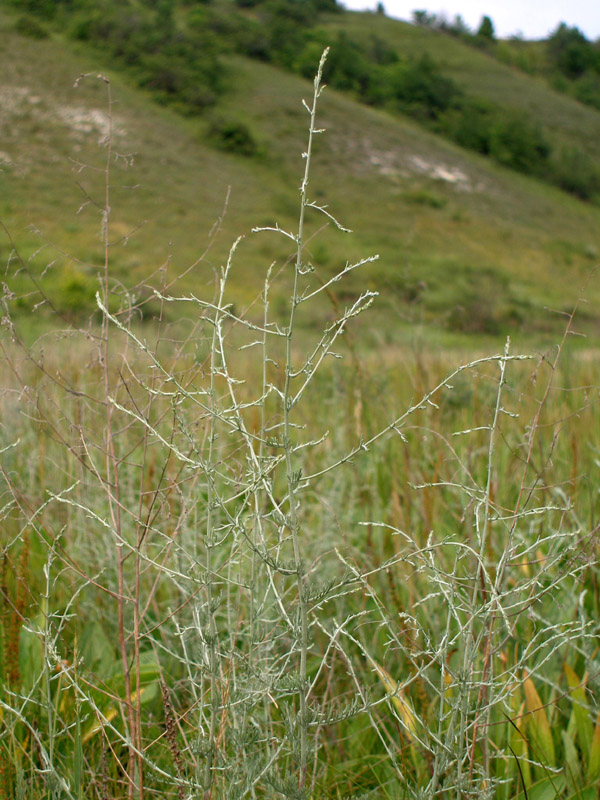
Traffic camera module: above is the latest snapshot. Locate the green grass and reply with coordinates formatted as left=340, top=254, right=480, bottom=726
left=2, top=18, right=600, bottom=347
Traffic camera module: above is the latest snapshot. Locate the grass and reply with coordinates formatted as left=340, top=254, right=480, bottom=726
left=1, top=48, right=600, bottom=799
left=2, top=17, right=600, bottom=347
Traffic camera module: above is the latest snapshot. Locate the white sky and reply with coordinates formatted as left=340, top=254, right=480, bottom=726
left=341, top=0, right=600, bottom=40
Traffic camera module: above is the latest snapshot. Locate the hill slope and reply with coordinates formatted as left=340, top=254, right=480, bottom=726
left=323, top=12, right=600, bottom=161
left=1, top=11, right=600, bottom=347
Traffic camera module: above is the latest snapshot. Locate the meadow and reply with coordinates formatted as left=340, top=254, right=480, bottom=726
left=1, top=45, right=600, bottom=800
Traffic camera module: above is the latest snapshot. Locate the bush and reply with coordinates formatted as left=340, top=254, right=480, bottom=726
left=550, top=145, right=600, bottom=200
left=9, top=0, right=57, bottom=20
left=391, top=54, right=461, bottom=120
left=440, top=98, right=494, bottom=154
left=51, top=264, right=97, bottom=319
left=319, top=31, right=371, bottom=94
left=207, top=116, right=259, bottom=156
left=548, top=23, right=596, bottom=79
left=487, top=110, right=550, bottom=174
left=476, top=14, right=495, bottom=41
left=403, top=187, right=447, bottom=208
left=14, top=13, right=49, bottom=38
left=572, top=70, right=600, bottom=109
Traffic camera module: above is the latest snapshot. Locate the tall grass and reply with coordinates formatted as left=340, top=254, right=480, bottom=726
left=0, top=51, right=599, bottom=799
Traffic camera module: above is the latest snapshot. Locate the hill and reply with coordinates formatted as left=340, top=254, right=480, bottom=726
left=1, top=2, right=600, bottom=347
left=322, top=11, right=600, bottom=162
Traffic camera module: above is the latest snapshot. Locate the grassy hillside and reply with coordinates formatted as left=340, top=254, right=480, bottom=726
left=1, top=6, right=600, bottom=348
left=321, top=12, right=600, bottom=161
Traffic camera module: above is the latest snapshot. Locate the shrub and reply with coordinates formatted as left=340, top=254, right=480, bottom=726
left=391, top=54, right=461, bottom=119
left=403, top=187, right=447, bottom=208
left=572, top=70, right=600, bottom=110
left=320, top=31, right=371, bottom=93
left=207, top=116, right=259, bottom=156
left=51, top=264, right=97, bottom=319
left=487, top=110, right=550, bottom=174
left=439, top=98, right=494, bottom=154
left=548, top=22, right=596, bottom=79
left=550, top=144, right=600, bottom=200
left=14, top=13, right=49, bottom=38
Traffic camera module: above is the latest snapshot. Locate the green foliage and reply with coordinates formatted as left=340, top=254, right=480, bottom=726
left=440, top=97, right=495, bottom=153
left=411, top=9, right=438, bottom=28
left=207, top=115, right=260, bottom=156
left=411, top=9, right=474, bottom=40
left=497, top=24, right=600, bottom=114
left=573, top=70, right=600, bottom=109
left=4, top=0, right=599, bottom=202
left=68, top=1, right=224, bottom=111
left=7, top=0, right=59, bottom=20
left=319, top=31, right=371, bottom=92
left=403, top=187, right=446, bottom=208
left=550, top=144, right=600, bottom=201
left=14, top=13, right=48, bottom=38
left=439, top=100, right=552, bottom=178
left=51, top=264, right=97, bottom=318
left=476, top=14, right=495, bottom=41
left=390, top=53, right=460, bottom=119
left=487, top=110, right=550, bottom=173
left=548, top=23, right=597, bottom=79
left=429, top=264, right=532, bottom=335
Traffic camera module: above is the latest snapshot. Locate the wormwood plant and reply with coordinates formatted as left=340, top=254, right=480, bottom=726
left=0, top=49, right=599, bottom=800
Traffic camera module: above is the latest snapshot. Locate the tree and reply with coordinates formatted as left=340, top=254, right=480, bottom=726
left=412, top=10, right=435, bottom=27
left=450, top=14, right=470, bottom=37
left=477, top=15, right=495, bottom=41
left=376, top=2, right=385, bottom=15
left=548, top=23, right=595, bottom=78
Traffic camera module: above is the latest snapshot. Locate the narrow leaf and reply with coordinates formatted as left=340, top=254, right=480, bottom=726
left=565, top=663, right=593, bottom=763
left=371, top=659, right=417, bottom=740
left=586, top=712, right=600, bottom=783
left=561, top=729, right=581, bottom=793
left=523, top=672, right=556, bottom=767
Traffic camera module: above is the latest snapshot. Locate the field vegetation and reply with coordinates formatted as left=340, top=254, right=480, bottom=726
left=1, top=39, right=600, bottom=799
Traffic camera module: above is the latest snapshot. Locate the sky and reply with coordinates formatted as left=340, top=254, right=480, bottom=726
left=341, top=0, right=600, bottom=40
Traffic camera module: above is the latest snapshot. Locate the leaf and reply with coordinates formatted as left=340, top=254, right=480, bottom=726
left=79, top=620, right=114, bottom=673
left=565, top=663, right=593, bottom=763
left=523, top=672, right=556, bottom=767
left=527, top=774, right=565, bottom=800
left=81, top=651, right=160, bottom=744
left=565, top=785, right=599, bottom=800
left=371, top=660, right=417, bottom=741
left=18, top=616, right=44, bottom=692
left=586, top=712, right=600, bottom=783
left=561, top=729, right=581, bottom=793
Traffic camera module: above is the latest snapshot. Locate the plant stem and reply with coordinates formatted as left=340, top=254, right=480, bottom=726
left=283, top=47, right=329, bottom=791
